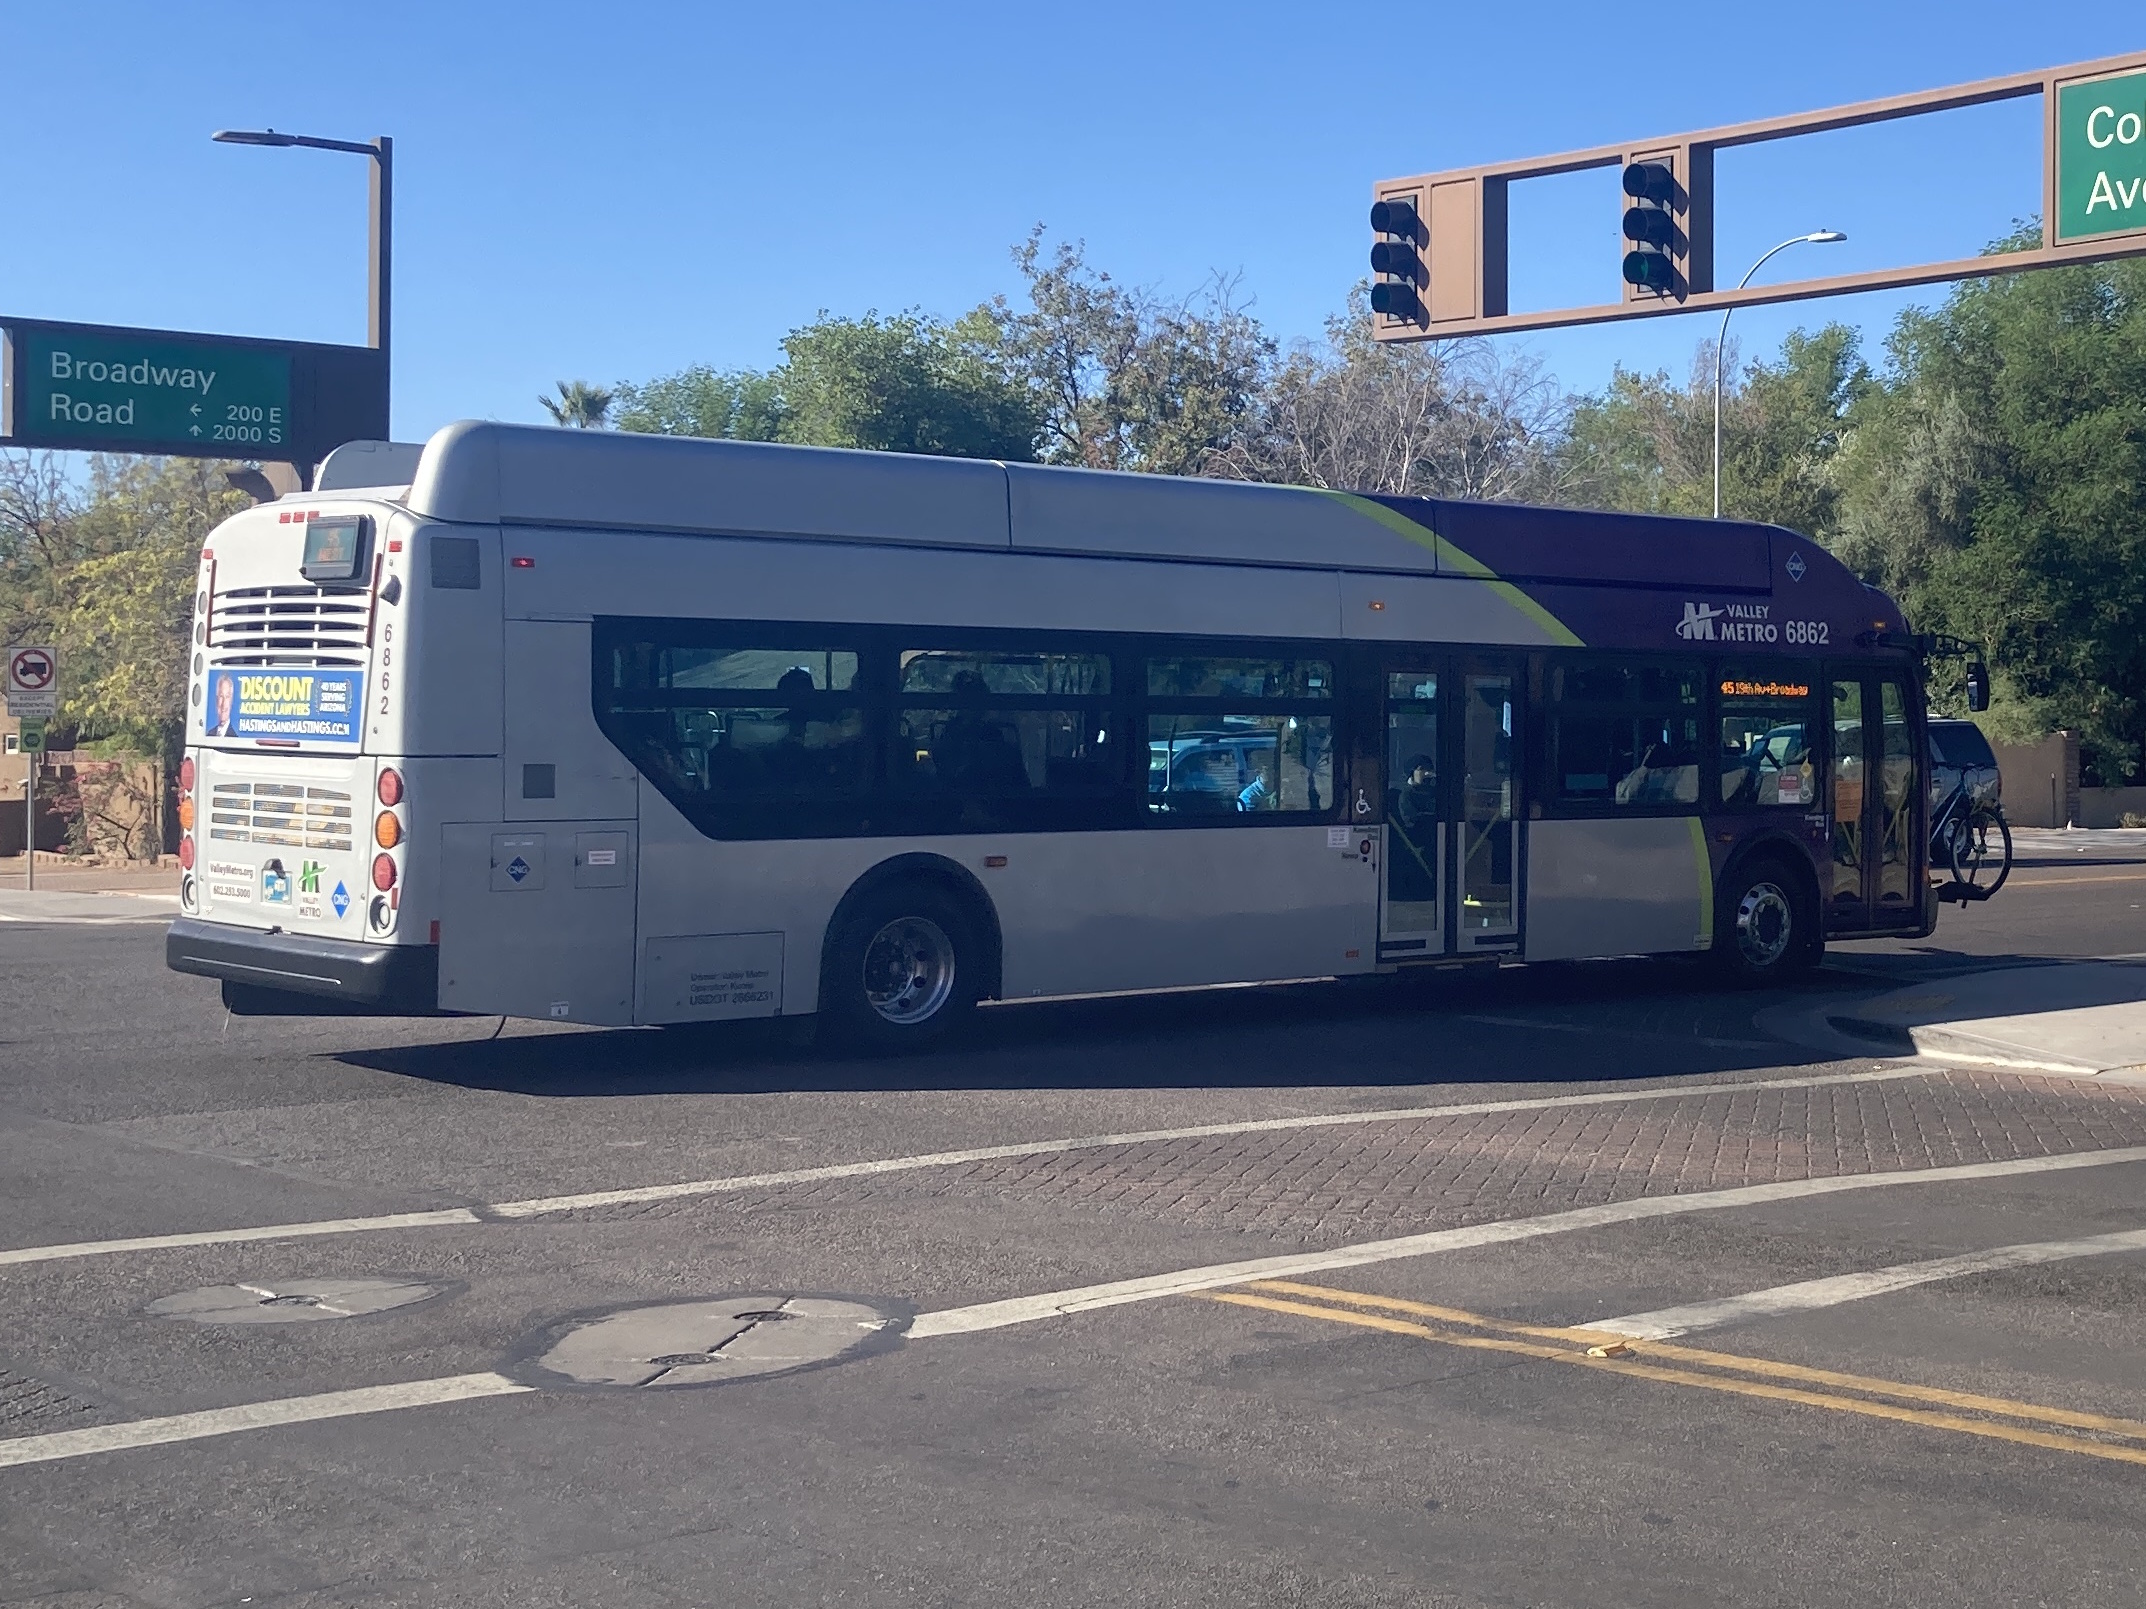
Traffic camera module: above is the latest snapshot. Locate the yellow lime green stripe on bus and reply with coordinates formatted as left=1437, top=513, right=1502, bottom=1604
left=1687, top=816, right=1715, bottom=949
left=1323, top=492, right=1583, bottom=648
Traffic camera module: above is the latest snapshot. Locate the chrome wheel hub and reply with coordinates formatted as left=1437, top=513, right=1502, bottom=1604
left=861, top=917, right=956, bottom=1025
left=1734, top=882, right=1794, bottom=969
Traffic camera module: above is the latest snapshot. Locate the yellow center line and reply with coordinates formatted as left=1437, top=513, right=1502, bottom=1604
left=1245, top=1280, right=2146, bottom=1438
left=2002, top=871, right=2146, bottom=888
left=1204, top=1290, right=2146, bottom=1468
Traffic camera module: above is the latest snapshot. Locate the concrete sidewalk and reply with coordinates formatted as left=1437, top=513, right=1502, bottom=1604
left=0, top=887, right=179, bottom=924
left=1825, top=961, right=2146, bottom=1081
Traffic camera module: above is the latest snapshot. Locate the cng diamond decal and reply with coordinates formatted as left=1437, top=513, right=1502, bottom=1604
left=507, top=855, right=531, bottom=883
left=331, top=880, right=350, bottom=918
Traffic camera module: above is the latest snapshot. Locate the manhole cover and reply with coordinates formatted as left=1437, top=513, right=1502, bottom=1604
left=147, top=1277, right=449, bottom=1325
left=522, top=1294, right=904, bottom=1388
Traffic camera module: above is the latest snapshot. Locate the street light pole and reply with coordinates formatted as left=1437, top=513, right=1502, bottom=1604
left=1714, top=230, right=1847, bottom=519
left=211, top=128, right=393, bottom=444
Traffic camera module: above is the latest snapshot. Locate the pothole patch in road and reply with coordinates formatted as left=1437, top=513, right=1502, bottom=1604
left=512, top=1294, right=909, bottom=1389
left=146, top=1276, right=454, bottom=1325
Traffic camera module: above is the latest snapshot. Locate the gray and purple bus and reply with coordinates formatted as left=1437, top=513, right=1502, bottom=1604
left=167, top=422, right=1932, bottom=1047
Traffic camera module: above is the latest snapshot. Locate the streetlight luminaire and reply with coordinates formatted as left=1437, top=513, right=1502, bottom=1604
left=210, top=127, right=393, bottom=389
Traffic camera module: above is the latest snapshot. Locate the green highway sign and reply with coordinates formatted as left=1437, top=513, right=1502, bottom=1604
left=2, top=317, right=386, bottom=464
left=2057, top=69, right=2146, bottom=243
left=11, top=327, right=291, bottom=452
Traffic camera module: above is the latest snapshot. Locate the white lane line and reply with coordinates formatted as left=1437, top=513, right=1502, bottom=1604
left=0, top=1373, right=530, bottom=1471
left=906, top=1145, right=2146, bottom=1338
left=0, top=1210, right=480, bottom=1270
left=484, top=1066, right=1924, bottom=1218
left=0, top=1066, right=1943, bottom=1269
left=1599, top=1228, right=2146, bottom=1340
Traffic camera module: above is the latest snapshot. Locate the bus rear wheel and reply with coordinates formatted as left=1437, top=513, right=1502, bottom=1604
left=1713, top=856, right=1818, bottom=988
left=823, top=881, right=982, bottom=1052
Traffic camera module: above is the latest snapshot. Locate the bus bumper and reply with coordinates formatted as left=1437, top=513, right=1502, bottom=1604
left=166, top=918, right=440, bottom=1013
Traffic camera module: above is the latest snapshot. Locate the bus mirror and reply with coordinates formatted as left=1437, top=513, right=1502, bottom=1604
left=1966, top=662, right=1989, bottom=713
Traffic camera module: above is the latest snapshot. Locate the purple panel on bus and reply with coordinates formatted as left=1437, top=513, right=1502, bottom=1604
left=1362, top=496, right=1906, bottom=656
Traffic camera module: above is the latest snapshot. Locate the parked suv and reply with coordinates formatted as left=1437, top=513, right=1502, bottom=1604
left=1928, top=718, right=2001, bottom=810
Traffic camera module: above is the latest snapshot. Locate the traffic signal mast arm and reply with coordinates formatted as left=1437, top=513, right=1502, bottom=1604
left=1369, top=47, right=2146, bottom=340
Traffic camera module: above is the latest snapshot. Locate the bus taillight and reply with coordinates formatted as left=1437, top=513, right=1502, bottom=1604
left=177, top=756, right=197, bottom=903
left=372, top=853, right=397, bottom=891
left=374, top=811, right=402, bottom=849
left=377, top=767, right=403, bottom=806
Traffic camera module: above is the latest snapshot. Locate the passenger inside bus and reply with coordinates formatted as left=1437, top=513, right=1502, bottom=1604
left=926, top=672, right=1031, bottom=792
left=1388, top=754, right=1439, bottom=904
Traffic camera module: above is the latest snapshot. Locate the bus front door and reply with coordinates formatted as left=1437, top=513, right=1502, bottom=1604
left=1377, top=657, right=1525, bottom=960
left=1826, top=668, right=1922, bottom=935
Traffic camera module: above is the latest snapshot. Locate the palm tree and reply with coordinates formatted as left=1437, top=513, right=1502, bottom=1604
left=539, top=380, right=615, bottom=429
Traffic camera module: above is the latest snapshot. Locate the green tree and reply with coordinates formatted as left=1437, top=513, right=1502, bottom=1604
left=1832, top=239, right=2146, bottom=781
left=538, top=379, right=615, bottom=428
left=614, top=365, right=786, bottom=440
left=0, top=453, right=244, bottom=853
left=977, top=229, right=1272, bottom=475
left=777, top=313, right=1039, bottom=459
left=1559, top=323, right=1869, bottom=529
left=1223, top=287, right=1575, bottom=501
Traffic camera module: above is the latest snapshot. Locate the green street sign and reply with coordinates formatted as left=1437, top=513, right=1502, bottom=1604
left=1, top=317, right=386, bottom=464
left=2057, top=69, right=2146, bottom=243
left=17, top=718, right=45, bottom=755
left=7, top=327, right=289, bottom=452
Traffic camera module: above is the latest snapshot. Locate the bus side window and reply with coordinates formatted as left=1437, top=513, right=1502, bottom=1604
left=1143, top=653, right=1335, bottom=818
left=1542, top=658, right=1700, bottom=811
left=894, top=647, right=1114, bottom=801
left=596, top=633, right=870, bottom=811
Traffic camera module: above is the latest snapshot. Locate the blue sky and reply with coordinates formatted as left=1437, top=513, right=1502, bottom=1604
left=2, top=2, right=2139, bottom=446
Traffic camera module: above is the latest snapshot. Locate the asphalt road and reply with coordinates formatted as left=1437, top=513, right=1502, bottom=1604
left=2, top=862, right=2144, bottom=1608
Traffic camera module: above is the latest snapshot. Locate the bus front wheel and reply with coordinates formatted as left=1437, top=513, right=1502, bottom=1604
left=1712, top=856, right=1818, bottom=988
left=822, top=881, right=983, bottom=1052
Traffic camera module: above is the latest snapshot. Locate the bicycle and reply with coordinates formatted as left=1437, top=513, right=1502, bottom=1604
left=1929, top=777, right=2011, bottom=905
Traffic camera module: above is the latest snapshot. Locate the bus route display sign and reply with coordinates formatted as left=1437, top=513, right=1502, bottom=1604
left=0, top=316, right=386, bottom=465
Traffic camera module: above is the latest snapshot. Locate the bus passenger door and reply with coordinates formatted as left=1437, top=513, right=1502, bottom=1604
left=1455, top=660, right=1523, bottom=951
left=1376, top=656, right=1525, bottom=959
left=1826, top=669, right=1922, bottom=934
left=1378, top=664, right=1445, bottom=961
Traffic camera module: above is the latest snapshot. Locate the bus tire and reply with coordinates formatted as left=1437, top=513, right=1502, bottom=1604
left=821, top=880, right=982, bottom=1052
left=1712, top=854, right=1818, bottom=988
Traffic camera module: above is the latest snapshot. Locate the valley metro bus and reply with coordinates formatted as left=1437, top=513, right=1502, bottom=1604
left=167, top=421, right=1936, bottom=1048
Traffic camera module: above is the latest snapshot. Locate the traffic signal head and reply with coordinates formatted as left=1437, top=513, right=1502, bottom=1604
left=1619, top=157, right=1685, bottom=300
left=1369, top=196, right=1426, bottom=325
left=1622, top=160, right=1675, bottom=205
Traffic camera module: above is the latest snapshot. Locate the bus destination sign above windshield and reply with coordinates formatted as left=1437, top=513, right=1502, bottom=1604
left=0, top=317, right=386, bottom=465
left=2058, top=67, right=2146, bottom=243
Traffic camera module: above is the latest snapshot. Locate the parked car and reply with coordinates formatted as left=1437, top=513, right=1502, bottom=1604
left=1928, top=718, right=2001, bottom=810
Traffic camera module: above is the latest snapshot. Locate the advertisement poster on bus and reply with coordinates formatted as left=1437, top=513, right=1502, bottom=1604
left=202, top=668, right=364, bottom=747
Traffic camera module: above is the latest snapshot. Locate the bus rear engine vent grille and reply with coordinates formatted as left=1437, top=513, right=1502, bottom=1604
left=208, top=584, right=368, bottom=667
left=206, top=782, right=356, bottom=850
